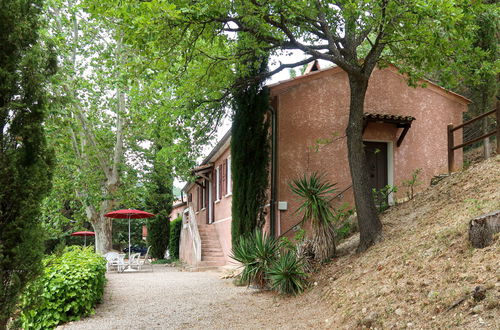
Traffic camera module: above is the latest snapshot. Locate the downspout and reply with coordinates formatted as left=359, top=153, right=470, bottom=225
left=269, top=103, right=277, bottom=237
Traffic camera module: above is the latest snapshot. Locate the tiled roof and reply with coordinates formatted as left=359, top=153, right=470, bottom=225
left=191, top=162, right=214, bottom=173
left=363, top=113, right=415, bottom=123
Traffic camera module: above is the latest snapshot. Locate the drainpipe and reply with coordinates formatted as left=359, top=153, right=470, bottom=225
left=269, top=103, right=277, bottom=237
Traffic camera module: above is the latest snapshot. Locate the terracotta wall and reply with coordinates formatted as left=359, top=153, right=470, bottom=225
left=169, top=202, right=186, bottom=221
left=272, top=66, right=467, bottom=237
left=210, top=147, right=233, bottom=262
left=182, top=145, right=234, bottom=265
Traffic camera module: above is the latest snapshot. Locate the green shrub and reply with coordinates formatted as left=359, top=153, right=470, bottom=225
left=267, top=251, right=308, bottom=295
left=333, top=203, right=355, bottom=241
left=19, top=246, right=106, bottom=329
left=169, top=216, right=182, bottom=259
left=372, top=185, right=398, bottom=213
left=231, top=230, right=279, bottom=288
left=403, top=168, right=422, bottom=200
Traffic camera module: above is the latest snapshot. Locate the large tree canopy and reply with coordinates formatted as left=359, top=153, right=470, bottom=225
left=41, top=0, right=149, bottom=252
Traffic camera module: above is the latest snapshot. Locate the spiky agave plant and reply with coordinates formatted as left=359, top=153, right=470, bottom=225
left=267, top=251, right=308, bottom=295
left=230, top=230, right=279, bottom=288
left=289, top=172, right=337, bottom=262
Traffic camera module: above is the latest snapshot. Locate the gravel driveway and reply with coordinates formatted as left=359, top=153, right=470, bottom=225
left=58, top=265, right=328, bottom=330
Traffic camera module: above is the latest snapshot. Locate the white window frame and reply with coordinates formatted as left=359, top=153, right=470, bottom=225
left=226, top=157, right=232, bottom=195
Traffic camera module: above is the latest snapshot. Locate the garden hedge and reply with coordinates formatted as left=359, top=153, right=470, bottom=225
left=19, top=246, right=107, bottom=329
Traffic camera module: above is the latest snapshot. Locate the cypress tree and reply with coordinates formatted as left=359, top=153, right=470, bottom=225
left=146, top=144, right=173, bottom=260
left=0, top=0, right=55, bottom=326
left=231, top=53, right=270, bottom=243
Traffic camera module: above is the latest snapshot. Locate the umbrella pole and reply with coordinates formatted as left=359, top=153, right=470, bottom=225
left=84, top=235, right=87, bottom=247
left=128, top=215, right=131, bottom=261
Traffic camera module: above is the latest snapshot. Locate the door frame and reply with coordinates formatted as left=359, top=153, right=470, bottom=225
left=363, top=140, right=395, bottom=205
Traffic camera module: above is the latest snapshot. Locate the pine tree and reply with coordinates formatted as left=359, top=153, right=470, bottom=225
left=0, top=0, right=55, bottom=326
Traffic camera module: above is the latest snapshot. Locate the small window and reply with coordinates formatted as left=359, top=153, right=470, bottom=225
left=196, top=187, right=201, bottom=211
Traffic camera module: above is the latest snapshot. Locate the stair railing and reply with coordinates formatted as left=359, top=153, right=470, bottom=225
left=447, top=101, right=499, bottom=172
left=182, top=207, right=202, bottom=264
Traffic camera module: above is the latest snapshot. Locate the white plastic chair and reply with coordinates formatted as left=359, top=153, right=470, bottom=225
left=130, top=247, right=153, bottom=271
left=104, top=252, right=125, bottom=272
left=128, top=253, right=140, bottom=269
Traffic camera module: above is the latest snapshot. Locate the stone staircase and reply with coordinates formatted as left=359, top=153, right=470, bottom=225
left=197, top=225, right=226, bottom=269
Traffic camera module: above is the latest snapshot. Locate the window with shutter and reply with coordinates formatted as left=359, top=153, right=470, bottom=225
left=227, top=157, right=232, bottom=194
left=222, top=160, right=227, bottom=196
left=215, top=166, right=220, bottom=200
left=196, top=187, right=200, bottom=211
left=218, top=164, right=223, bottom=199
left=202, top=181, right=206, bottom=209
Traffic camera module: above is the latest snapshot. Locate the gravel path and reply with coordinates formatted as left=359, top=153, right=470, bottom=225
left=58, top=265, right=328, bottom=330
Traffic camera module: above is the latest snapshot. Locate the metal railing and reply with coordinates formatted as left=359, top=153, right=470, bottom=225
left=447, top=101, right=499, bottom=173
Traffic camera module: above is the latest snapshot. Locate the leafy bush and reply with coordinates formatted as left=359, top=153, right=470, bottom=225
left=333, top=203, right=355, bottom=241
left=403, top=168, right=422, bottom=200
left=267, top=251, right=308, bottom=295
left=372, top=185, right=398, bottom=213
left=231, top=230, right=279, bottom=288
left=19, top=246, right=106, bottom=329
left=169, top=216, right=182, bottom=259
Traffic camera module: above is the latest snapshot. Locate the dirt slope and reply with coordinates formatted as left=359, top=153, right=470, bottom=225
left=297, top=155, right=500, bottom=329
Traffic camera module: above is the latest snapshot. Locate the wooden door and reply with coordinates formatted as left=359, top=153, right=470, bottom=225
left=364, top=142, right=388, bottom=203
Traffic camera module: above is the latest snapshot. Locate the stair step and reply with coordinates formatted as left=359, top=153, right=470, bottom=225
left=199, top=235, right=217, bottom=239
left=202, top=252, right=224, bottom=257
left=201, top=238, right=220, bottom=242
left=202, top=256, right=226, bottom=261
left=198, top=260, right=226, bottom=267
left=202, top=247, right=223, bottom=252
left=199, top=227, right=216, bottom=231
left=201, top=245, right=222, bottom=250
left=201, top=240, right=220, bottom=244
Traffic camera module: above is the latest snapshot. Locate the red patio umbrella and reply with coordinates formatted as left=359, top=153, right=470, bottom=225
left=70, top=231, right=95, bottom=247
left=104, top=209, right=154, bottom=270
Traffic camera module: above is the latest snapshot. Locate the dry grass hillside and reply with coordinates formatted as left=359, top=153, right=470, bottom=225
left=291, top=155, right=499, bottom=329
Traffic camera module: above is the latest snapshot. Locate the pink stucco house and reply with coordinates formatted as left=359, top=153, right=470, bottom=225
left=180, top=63, right=469, bottom=268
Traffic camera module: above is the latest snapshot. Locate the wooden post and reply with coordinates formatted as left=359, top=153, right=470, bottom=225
left=448, top=124, right=455, bottom=173
left=496, top=100, right=500, bottom=155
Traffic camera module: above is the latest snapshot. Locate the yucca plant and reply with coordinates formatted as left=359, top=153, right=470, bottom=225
left=231, top=230, right=279, bottom=288
left=267, top=251, right=308, bottom=295
left=289, top=172, right=338, bottom=262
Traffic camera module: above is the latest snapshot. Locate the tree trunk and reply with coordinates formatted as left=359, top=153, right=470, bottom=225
left=92, top=216, right=113, bottom=253
left=345, top=74, right=383, bottom=252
